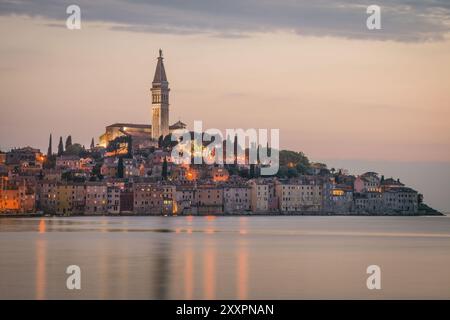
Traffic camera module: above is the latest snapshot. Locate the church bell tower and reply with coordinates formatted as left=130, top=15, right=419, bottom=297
left=151, top=49, right=170, bottom=140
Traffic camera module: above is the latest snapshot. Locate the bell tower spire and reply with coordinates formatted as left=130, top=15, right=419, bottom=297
left=151, top=49, right=170, bottom=140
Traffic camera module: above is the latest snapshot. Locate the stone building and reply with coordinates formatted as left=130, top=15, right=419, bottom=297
left=223, top=185, right=251, bottom=213
left=249, top=180, right=269, bottom=212
left=194, top=183, right=224, bottom=214
left=133, top=182, right=163, bottom=214
left=85, top=182, right=107, bottom=214
left=382, top=187, right=419, bottom=214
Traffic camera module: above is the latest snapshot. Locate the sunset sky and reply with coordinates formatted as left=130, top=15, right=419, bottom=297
left=1, top=1, right=449, bottom=209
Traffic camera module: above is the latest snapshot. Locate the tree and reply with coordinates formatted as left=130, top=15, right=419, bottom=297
left=233, top=135, right=238, bottom=165
left=287, top=168, right=299, bottom=178
left=57, top=137, right=64, bottom=156
left=117, top=157, right=124, bottom=179
left=47, top=134, right=52, bottom=157
left=65, top=143, right=83, bottom=156
left=249, top=164, right=255, bottom=178
left=162, top=156, right=168, bottom=180
left=65, top=135, right=72, bottom=150
left=43, top=154, right=56, bottom=169
left=296, top=163, right=308, bottom=175
left=162, top=133, right=178, bottom=149
left=92, top=162, right=103, bottom=180
left=279, top=150, right=310, bottom=168
left=90, top=138, right=95, bottom=150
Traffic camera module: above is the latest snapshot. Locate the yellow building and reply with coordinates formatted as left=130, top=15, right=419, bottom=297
left=53, top=183, right=86, bottom=215
left=275, top=180, right=322, bottom=212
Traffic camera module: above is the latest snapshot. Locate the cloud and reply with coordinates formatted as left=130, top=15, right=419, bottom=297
left=0, top=0, right=449, bottom=41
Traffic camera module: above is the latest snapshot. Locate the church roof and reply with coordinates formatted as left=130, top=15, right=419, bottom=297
left=107, top=123, right=150, bottom=129
left=169, top=120, right=186, bottom=130
left=153, top=49, right=168, bottom=84
left=106, top=121, right=185, bottom=132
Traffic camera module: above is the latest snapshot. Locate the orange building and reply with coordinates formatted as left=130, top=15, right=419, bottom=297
left=0, top=183, right=35, bottom=213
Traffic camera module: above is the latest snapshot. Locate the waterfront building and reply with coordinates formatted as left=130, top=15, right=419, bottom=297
left=162, top=184, right=176, bottom=215
left=275, top=179, right=322, bottom=212
left=249, top=180, right=269, bottom=212
left=107, top=186, right=121, bottom=214
left=382, top=187, right=419, bottom=214
left=85, top=182, right=108, bottom=214
left=119, top=184, right=134, bottom=213
left=323, top=182, right=353, bottom=213
left=194, top=183, right=224, bottom=214
left=37, top=180, right=58, bottom=213
left=55, top=183, right=86, bottom=215
left=0, top=183, right=35, bottom=214
left=353, top=191, right=383, bottom=214
left=275, top=182, right=301, bottom=212
left=175, top=184, right=196, bottom=214
left=266, top=180, right=279, bottom=212
left=133, top=182, right=163, bottom=214
left=223, top=185, right=251, bottom=213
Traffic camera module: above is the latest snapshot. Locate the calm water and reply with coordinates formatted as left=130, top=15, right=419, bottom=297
left=1, top=215, right=450, bottom=299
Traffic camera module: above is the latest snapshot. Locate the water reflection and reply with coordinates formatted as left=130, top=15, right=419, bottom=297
left=38, top=219, right=46, bottom=234
left=1, top=216, right=450, bottom=299
left=153, top=219, right=171, bottom=299
left=35, top=238, right=46, bottom=300
left=237, top=217, right=248, bottom=299
left=184, top=239, right=194, bottom=299
left=203, top=239, right=216, bottom=299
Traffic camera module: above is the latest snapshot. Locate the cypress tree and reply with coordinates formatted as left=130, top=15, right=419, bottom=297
left=65, top=135, right=72, bottom=150
left=249, top=164, right=255, bottom=178
left=162, top=156, right=168, bottom=180
left=57, top=137, right=64, bottom=156
left=47, top=134, right=52, bottom=157
left=117, top=157, right=124, bottom=179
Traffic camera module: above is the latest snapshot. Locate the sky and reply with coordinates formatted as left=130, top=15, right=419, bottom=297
left=0, top=0, right=449, bottom=210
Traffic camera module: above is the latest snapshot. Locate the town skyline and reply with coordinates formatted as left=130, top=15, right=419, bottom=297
left=1, top=2, right=450, bottom=212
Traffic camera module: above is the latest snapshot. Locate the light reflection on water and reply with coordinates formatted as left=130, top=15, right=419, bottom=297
left=1, top=215, right=450, bottom=299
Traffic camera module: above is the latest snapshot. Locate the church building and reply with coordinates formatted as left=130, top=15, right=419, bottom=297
left=99, top=50, right=186, bottom=148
